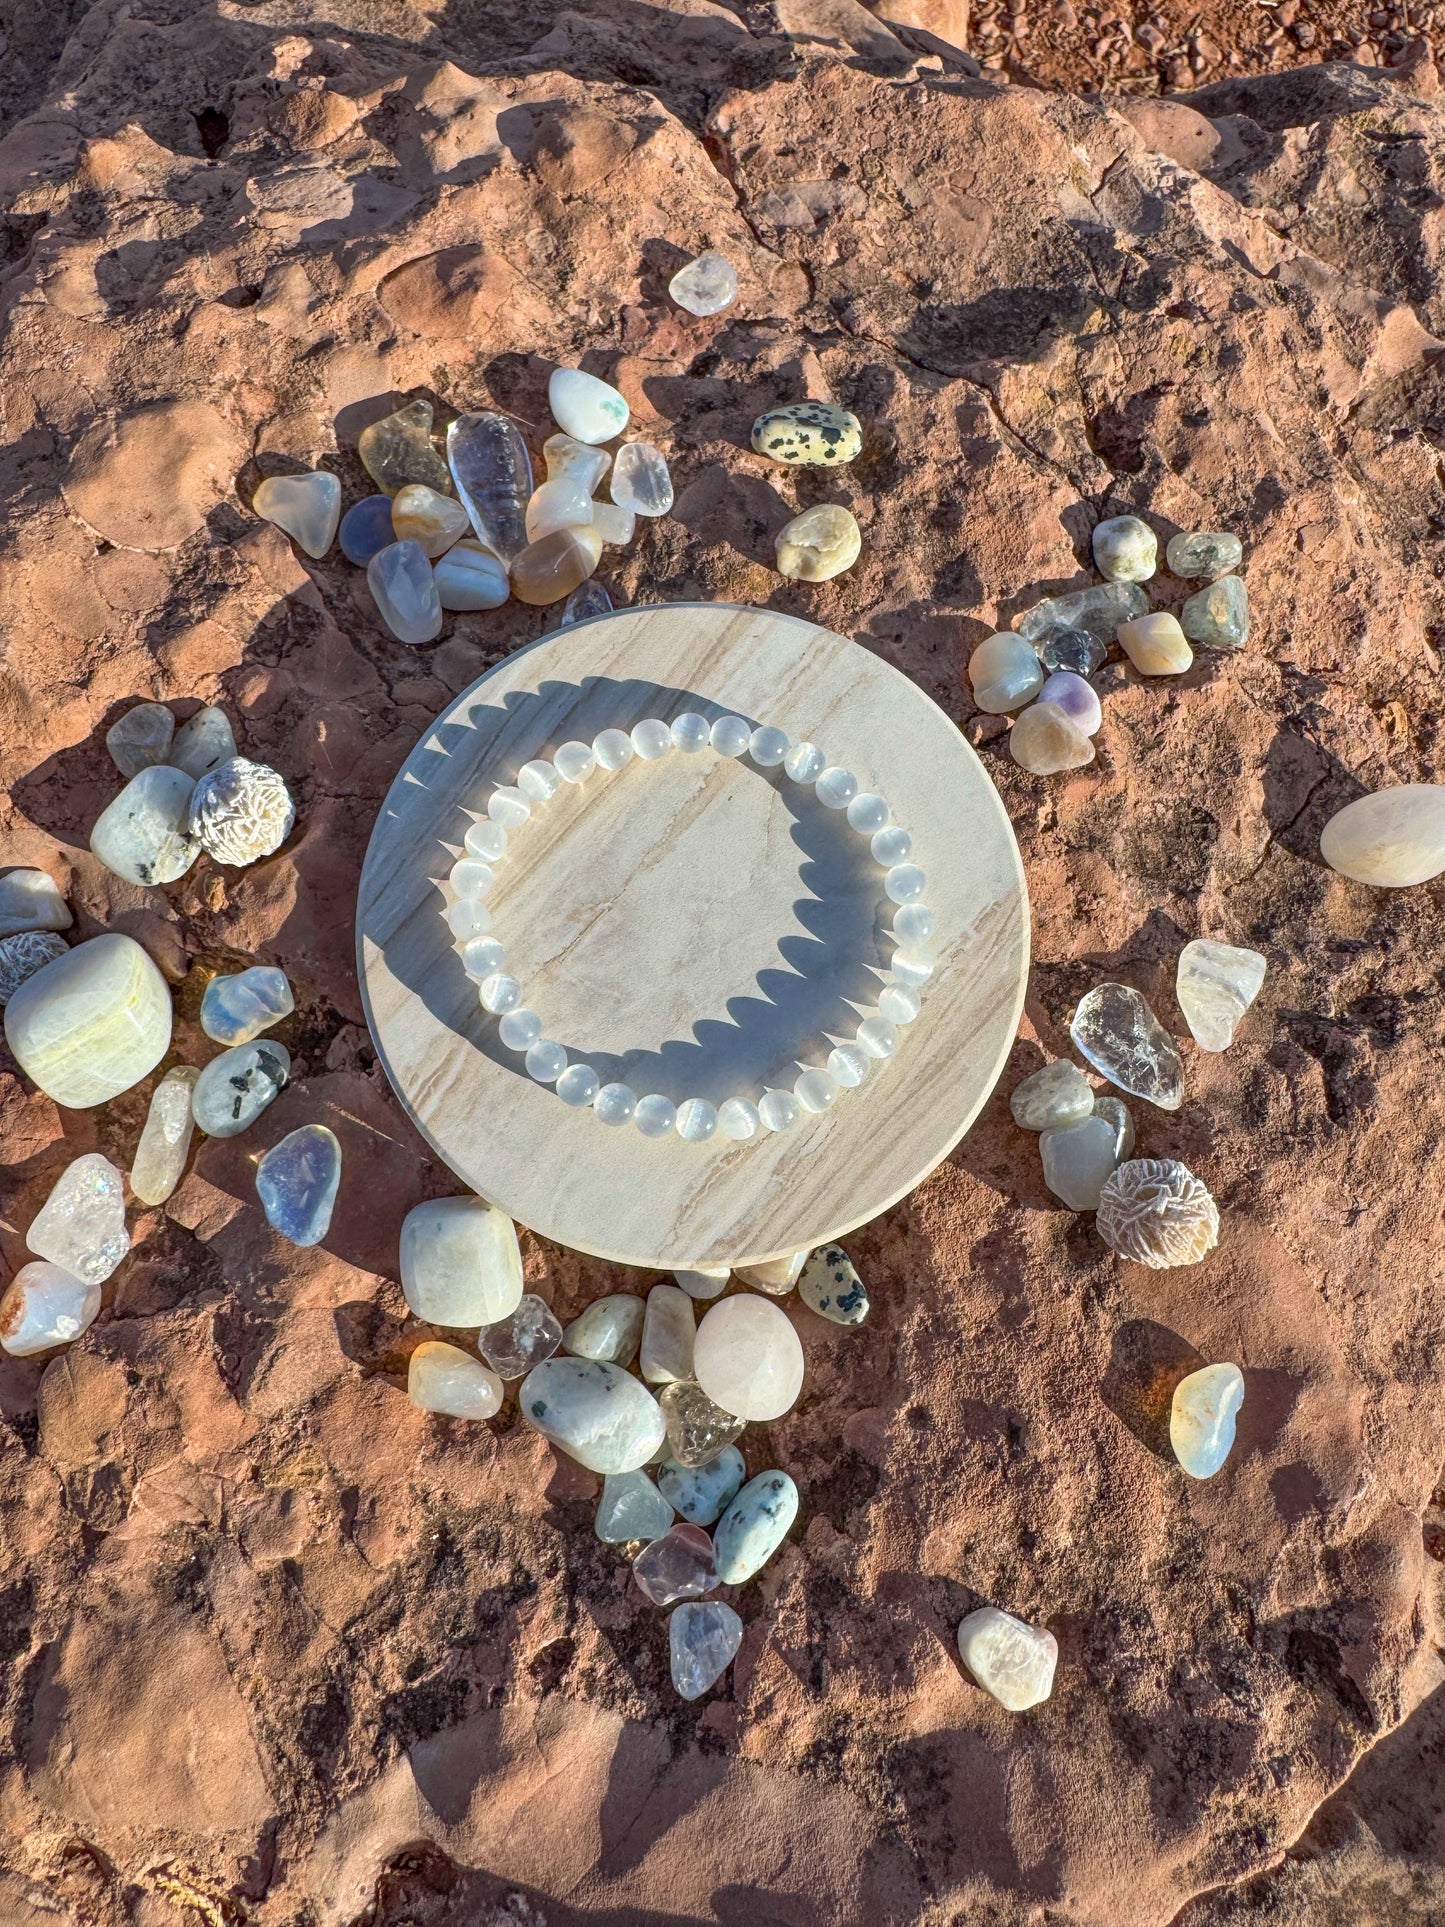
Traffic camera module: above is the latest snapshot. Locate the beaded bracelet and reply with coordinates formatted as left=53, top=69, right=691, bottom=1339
left=445, top=713, right=937, bottom=1143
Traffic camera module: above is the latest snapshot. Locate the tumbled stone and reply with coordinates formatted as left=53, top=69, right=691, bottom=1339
left=1181, top=574, right=1249, bottom=650
left=91, top=765, right=200, bottom=886
left=1176, top=939, right=1266, bottom=1051
left=751, top=401, right=862, bottom=466
left=673, top=1266, right=730, bottom=1301
left=408, top=1340, right=503, bottom=1419
left=358, top=399, right=451, bottom=496
left=775, top=504, right=861, bottom=581
left=694, top=1294, right=804, bottom=1421
left=659, top=1446, right=746, bottom=1526
left=0, top=869, right=71, bottom=939
left=1092, top=513, right=1156, bottom=582
left=611, top=441, right=673, bottom=516
left=561, top=578, right=614, bottom=625
left=448, top=411, right=532, bottom=562
left=511, top=525, right=604, bottom=606
left=0, top=1262, right=102, bottom=1356
left=191, top=1039, right=289, bottom=1137
left=957, top=1607, right=1057, bottom=1711
left=339, top=493, right=398, bottom=566
left=1092, top=1093, right=1134, bottom=1161
left=634, top=1523, right=718, bottom=1606
left=592, top=501, right=635, bottom=546
left=520, top=1356, right=667, bottom=1471
left=433, top=540, right=509, bottom=611
left=1040, top=1114, right=1119, bottom=1210
left=0, top=931, right=68, bottom=1006
left=563, top=1292, right=644, bottom=1367
left=669, top=250, right=738, bottom=316
left=1038, top=670, right=1102, bottom=736
left=256, top=1124, right=341, bottom=1246
left=1118, top=612, right=1192, bottom=675
left=5, top=932, right=171, bottom=1107
left=129, top=1064, right=199, bottom=1206
left=105, top=701, right=174, bottom=777
left=714, top=1470, right=798, bottom=1584
left=1096, top=1158, right=1220, bottom=1268
left=391, top=482, right=470, bottom=559
left=1320, top=784, right=1445, bottom=887
left=798, top=1245, right=869, bottom=1324
left=479, top=1292, right=562, bottom=1378
left=26, top=1152, right=128, bottom=1284
left=641, top=1283, right=696, bottom=1385
left=596, top=1469, right=675, bottom=1544
left=171, top=706, right=237, bottom=780
left=1010, top=700, right=1095, bottom=775
left=543, top=433, right=610, bottom=493
left=548, top=366, right=629, bottom=444
left=734, top=1251, right=808, bottom=1295
left=1038, top=626, right=1107, bottom=676
left=201, top=965, right=294, bottom=1046
left=670, top=1599, right=744, bottom=1700
left=1071, top=983, right=1184, bottom=1110
left=969, top=632, right=1044, bottom=714
left=657, top=1378, right=745, bottom=1468
left=368, top=538, right=444, bottom=645
left=1018, top=581, right=1147, bottom=647
left=525, top=477, right=593, bottom=541
left=1010, top=1059, right=1093, bottom=1131
left=1170, top=1362, right=1245, bottom=1478
left=189, top=757, right=295, bottom=866
left=252, top=470, right=341, bottom=558
left=1166, top=529, right=1242, bottom=579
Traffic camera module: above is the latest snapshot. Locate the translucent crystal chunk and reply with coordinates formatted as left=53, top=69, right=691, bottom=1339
left=563, top=1293, right=644, bottom=1367
left=519, top=1356, right=666, bottom=1471
left=1170, top=1362, right=1245, bottom=1478
left=478, top=1293, right=562, bottom=1378
left=256, top=1124, right=340, bottom=1246
left=659, top=1446, right=746, bottom=1526
left=1017, top=580, right=1148, bottom=647
left=1070, top=983, right=1184, bottom=1110
left=714, top=1470, right=798, bottom=1584
left=1091, top=513, right=1157, bottom=582
left=596, top=1469, right=675, bottom=1543
left=0, top=1262, right=101, bottom=1356
left=1096, top=1158, right=1219, bottom=1268
left=358, top=398, right=450, bottom=496
left=200, top=965, right=294, bottom=1046
left=191, top=1040, right=289, bottom=1137
left=253, top=470, right=341, bottom=558
left=368, top=539, right=443, bottom=645
left=798, top=1245, right=869, bottom=1324
left=1176, top=939, right=1266, bottom=1050
left=26, top=1152, right=128, bottom=1285
left=957, top=1607, right=1057, bottom=1711
left=1166, top=530, right=1242, bottom=580
left=1181, top=575, right=1249, bottom=651
left=633, top=1523, right=718, bottom=1606
left=562, top=580, right=613, bottom=625
left=658, top=1378, right=745, bottom=1468
left=669, top=250, right=738, bottom=316
left=611, top=442, right=673, bottom=516
left=1038, top=626, right=1107, bottom=675
left=408, top=1341, right=503, bottom=1419
left=91, top=765, right=200, bottom=886
left=1320, top=785, right=1445, bottom=887
left=105, top=702, right=174, bottom=778
left=447, top=411, right=532, bottom=562
left=670, top=1600, right=744, bottom=1699
left=400, top=1196, right=524, bottom=1327
left=1040, top=1114, right=1119, bottom=1211
left=1010, top=1059, right=1093, bottom=1132
left=694, top=1294, right=804, bottom=1421
left=129, top=1064, right=199, bottom=1206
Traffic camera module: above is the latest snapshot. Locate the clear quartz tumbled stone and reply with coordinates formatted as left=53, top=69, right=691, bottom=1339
left=670, top=1600, right=744, bottom=1700
left=1039, top=626, right=1107, bottom=676
left=641, top=1285, right=696, bottom=1385
left=658, top=1378, right=745, bottom=1467
left=1070, top=984, right=1184, bottom=1110
left=668, top=250, right=739, bottom=316
left=1170, top=1363, right=1245, bottom=1478
left=694, top=1294, right=804, bottom=1421
left=105, top=702, right=175, bottom=778
left=1039, top=1114, right=1119, bottom=1211
left=1176, top=939, right=1267, bottom=1050
left=26, top=1152, right=129, bottom=1285
left=611, top=442, right=673, bottom=516
left=561, top=581, right=613, bottom=625
left=543, top=431, right=609, bottom=492
left=129, top=1065, right=200, bottom=1206
left=634, top=1523, right=718, bottom=1606
left=479, top=1293, right=562, bottom=1378
left=634, top=1093, right=677, bottom=1137
left=1018, top=581, right=1148, bottom=648
left=957, top=1607, right=1058, bottom=1712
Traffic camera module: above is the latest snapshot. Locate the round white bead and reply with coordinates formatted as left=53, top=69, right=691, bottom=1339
left=893, top=903, right=936, bottom=947
left=827, top=1043, right=870, bottom=1088
left=676, top=1097, right=719, bottom=1141
left=891, top=949, right=935, bottom=987
left=749, top=725, right=790, bottom=766
left=815, top=767, right=858, bottom=810
left=498, top=1007, right=542, bottom=1050
left=480, top=971, right=521, bottom=1014
left=488, top=787, right=531, bottom=827
left=593, top=728, right=634, bottom=772
left=632, top=718, right=673, bottom=761
left=517, top=759, right=561, bottom=801
left=449, top=859, right=493, bottom=899
left=795, top=1066, right=840, bottom=1112
left=847, top=792, right=889, bottom=834
left=594, top=1082, right=637, bottom=1126
left=554, top=741, right=596, bottom=783
left=635, top=1093, right=677, bottom=1137
left=879, top=982, right=921, bottom=1024
left=857, top=1015, right=900, bottom=1059
left=447, top=899, right=491, bottom=940
left=672, top=712, right=711, bottom=753
left=525, top=1039, right=568, bottom=1082
left=885, top=863, right=926, bottom=904
left=783, top=742, right=825, bottom=784
left=461, top=935, right=505, bottom=980
left=717, top=1096, right=760, bottom=1140
left=871, top=826, right=912, bottom=866
left=465, top=820, right=507, bottom=861
left=710, top=715, right=753, bottom=758
left=557, top=1063, right=600, bottom=1107
left=758, top=1090, right=801, bottom=1132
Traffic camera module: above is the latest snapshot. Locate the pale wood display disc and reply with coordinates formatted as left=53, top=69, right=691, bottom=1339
left=356, top=604, right=1029, bottom=1269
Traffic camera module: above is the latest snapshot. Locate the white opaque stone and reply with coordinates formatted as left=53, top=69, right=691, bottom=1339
left=526, top=1040, right=567, bottom=1082
left=694, top=1294, right=805, bottom=1421
left=784, top=742, right=825, bottom=783
left=632, top=718, right=673, bottom=761
left=671, top=1601, right=744, bottom=1700
left=1171, top=1362, right=1245, bottom=1478
left=970, top=632, right=1045, bottom=713
left=1011, top=1059, right=1093, bottom=1131
left=488, top=787, right=531, bottom=827
left=735, top=1250, right=808, bottom=1294
left=557, top=1063, right=600, bottom=1107
left=461, top=935, right=505, bottom=980
left=408, top=1341, right=504, bottom=1419
left=170, top=706, right=237, bottom=780
left=106, top=702, right=174, bottom=778
left=847, top=792, right=889, bottom=834
left=5, top=933, right=172, bottom=1108
left=465, top=819, right=508, bottom=861
left=0, top=1261, right=101, bottom=1356
left=480, top=972, right=521, bottom=1014
left=1039, top=670, right=1103, bottom=736
left=749, top=725, right=789, bottom=766
left=710, top=715, right=752, bottom=758
left=857, top=1015, right=899, bottom=1059
left=0, top=869, right=71, bottom=939
left=671, top=713, right=711, bottom=753
left=449, top=859, right=493, bottom=900
left=885, top=863, right=926, bottom=904
left=717, top=1096, right=760, bottom=1140
left=564, top=1293, right=645, bottom=1366
left=641, top=1283, right=696, bottom=1384
left=890, top=950, right=934, bottom=988
left=368, top=539, right=443, bottom=645
left=200, top=965, right=294, bottom=1045
left=520, top=1357, right=666, bottom=1471
left=894, top=903, right=936, bottom=947
left=612, top=441, right=673, bottom=516
left=91, top=765, right=200, bottom=886
left=400, top=1195, right=524, bottom=1327
left=1092, top=513, right=1157, bottom=582
left=775, top=503, right=861, bottom=581
left=714, top=1470, right=799, bottom=1584
left=498, top=1008, right=542, bottom=1051
left=525, top=478, right=593, bottom=542
left=596, top=1469, right=676, bottom=1543
left=548, top=367, right=630, bottom=445
left=1320, top=786, right=1445, bottom=887
left=434, top=541, right=510, bottom=611
left=635, top=1093, right=677, bottom=1137
left=129, top=1065, right=199, bottom=1206
left=878, top=983, right=920, bottom=1025
left=593, top=728, right=635, bottom=771
left=594, top=1081, right=636, bottom=1125
left=1040, top=1114, right=1119, bottom=1210
left=1010, top=700, right=1096, bottom=776
left=871, top=826, right=912, bottom=866
left=554, top=741, right=597, bottom=782
left=795, top=1067, right=838, bottom=1113
left=26, top=1152, right=128, bottom=1285
left=668, top=250, right=738, bottom=316
left=253, top=470, right=341, bottom=558
left=191, top=1040, right=289, bottom=1137
left=815, top=766, right=857, bottom=810
left=448, top=899, right=491, bottom=941
left=1176, top=939, right=1267, bottom=1051
left=517, top=760, right=562, bottom=802
left=543, top=432, right=610, bottom=492
left=957, top=1607, right=1058, bottom=1711
left=391, top=483, right=470, bottom=558
left=758, top=1089, right=800, bottom=1132
left=676, top=1097, right=719, bottom=1140
left=827, top=1043, right=870, bottom=1087
left=673, top=1265, right=731, bottom=1299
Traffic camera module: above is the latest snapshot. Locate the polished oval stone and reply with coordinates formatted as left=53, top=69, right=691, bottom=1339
left=1010, top=700, right=1095, bottom=775
left=253, top=470, right=341, bottom=558
left=91, top=765, right=200, bottom=886
left=1118, top=611, right=1193, bottom=675
left=563, top=1292, right=644, bottom=1367
left=26, top=1151, right=128, bottom=1284
left=339, top=493, right=397, bottom=566
left=256, top=1124, right=340, bottom=1246
left=1176, top=939, right=1266, bottom=1051
left=657, top=1378, right=745, bottom=1468
left=672, top=1265, right=731, bottom=1300
left=358, top=398, right=451, bottom=496
left=1320, top=785, right=1445, bottom=886
left=694, top=1295, right=804, bottom=1421
left=1018, top=581, right=1147, bottom=646
left=171, top=706, right=237, bottom=780
left=1166, top=529, right=1242, bottom=579
left=0, top=931, right=68, bottom=1007
left=957, top=1606, right=1057, bottom=1711
left=798, top=1245, right=869, bottom=1325
left=969, top=632, right=1044, bottom=714
left=510, top=525, right=604, bottom=606
left=1071, top=983, right=1184, bottom=1110
left=1170, top=1362, right=1245, bottom=1478
left=640, top=1283, right=696, bottom=1385
left=105, top=701, right=174, bottom=777
left=188, top=757, right=295, bottom=866
left=200, top=965, right=294, bottom=1046
left=596, top=1469, right=675, bottom=1543
left=1010, top=1059, right=1093, bottom=1132
left=525, top=476, right=593, bottom=542
left=0, top=868, right=71, bottom=939
left=548, top=366, right=630, bottom=444
left=391, top=482, right=470, bottom=558
left=670, top=1599, right=743, bottom=1699
left=669, top=250, right=738, bottom=316
left=447, top=411, right=532, bottom=562
left=659, top=1445, right=746, bottom=1526
left=0, top=1261, right=101, bottom=1356
left=734, top=1251, right=808, bottom=1295
left=434, top=540, right=509, bottom=611
left=634, top=1522, right=718, bottom=1605
left=129, top=1064, right=199, bottom=1206
left=368, top=538, right=443, bottom=645
left=1092, top=513, right=1156, bottom=582
left=1096, top=1157, right=1219, bottom=1268
left=751, top=401, right=862, bottom=466
left=400, top=1195, right=524, bottom=1327
left=1038, top=670, right=1102, bottom=736
left=775, top=504, right=861, bottom=581
left=520, top=1357, right=667, bottom=1472
left=1040, top=1114, right=1119, bottom=1211
left=714, top=1469, right=798, bottom=1584
left=1181, top=574, right=1249, bottom=650
left=611, top=441, right=673, bottom=515
left=5, top=933, right=171, bottom=1107
left=191, top=1039, right=289, bottom=1137
left=478, top=1293, right=562, bottom=1378
left=408, top=1340, right=503, bottom=1419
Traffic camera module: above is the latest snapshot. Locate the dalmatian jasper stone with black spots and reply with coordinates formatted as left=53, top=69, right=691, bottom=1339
left=798, top=1245, right=870, bottom=1325
left=750, top=401, right=863, bottom=466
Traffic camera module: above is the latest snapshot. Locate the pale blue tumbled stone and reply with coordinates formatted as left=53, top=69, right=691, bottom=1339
left=200, top=965, right=294, bottom=1046
left=595, top=1469, right=676, bottom=1544
left=1170, top=1362, right=1245, bottom=1479
left=658, top=1446, right=746, bottom=1527
left=670, top=1600, right=744, bottom=1700
left=713, top=1469, right=799, bottom=1584
left=256, top=1124, right=341, bottom=1247
left=367, top=539, right=442, bottom=645
left=339, top=494, right=397, bottom=566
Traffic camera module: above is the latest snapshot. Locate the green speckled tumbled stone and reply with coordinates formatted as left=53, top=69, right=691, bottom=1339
left=798, top=1245, right=870, bottom=1325
left=750, top=401, right=862, bottom=466
left=1181, top=575, right=1249, bottom=651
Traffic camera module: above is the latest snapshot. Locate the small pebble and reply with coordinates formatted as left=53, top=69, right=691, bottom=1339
left=252, top=471, right=341, bottom=558
left=3, top=932, right=170, bottom=1108
left=520, top=1357, right=666, bottom=1472
left=1038, top=626, right=1106, bottom=676
left=91, top=766, right=200, bottom=886
left=563, top=1293, right=644, bottom=1367
left=611, top=441, right=673, bottom=516
left=478, top=1292, right=562, bottom=1378
left=544, top=433, right=610, bottom=492
left=0, top=931, right=68, bottom=1006
left=1117, top=612, right=1192, bottom=675
left=200, top=965, right=294, bottom=1046
left=694, top=1295, right=804, bottom=1421
left=188, top=756, right=295, bottom=866
left=751, top=401, right=862, bottom=466
left=659, top=1446, right=746, bottom=1526
left=548, top=366, right=630, bottom=445
left=526, top=477, right=593, bottom=542
left=447, top=411, right=532, bottom=563
left=0, top=1262, right=101, bottom=1356
left=596, top=1469, right=675, bottom=1543
left=1092, top=1093, right=1134, bottom=1160
left=1092, top=513, right=1157, bottom=582
left=400, top=1196, right=524, bottom=1327
left=192, top=1040, right=289, bottom=1138
left=1176, top=939, right=1266, bottom=1051
left=957, top=1607, right=1057, bottom=1711
left=775, top=504, right=861, bottom=582
left=1320, top=785, right=1445, bottom=887
left=256, top=1123, right=341, bottom=1246
left=560, top=580, right=614, bottom=626
left=511, top=526, right=604, bottom=606
left=129, top=1064, right=199, bottom=1206
left=408, top=1340, right=503, bottom=1419
left=1071, top=983, right=1183, bottom=1110
left=434, top=540, right=510, bottom=611
left=1170, top=1362, right=1245, bottom=1478
left=714, top=1470, right=798, bottom=1584
left=634, top=1523, right=718, bottom=1605
left=969, top=632, right=1044, bottom=714
left=1010, top=1059, right=1093, bottom=1132
left=672, top=1266, right=730, bottom=1301
left=657, top=1379, right=745, bottom=1468
left=668, top=250, right=738, bottom=316
left=1018, top=581, right=1147, bottom=647
left=0, top=869, right=71, bottom=940
left=1038, top=670, right=1102, bottom=735
left=1040, top=1114, right=1119, bottom=1210
left=1096, top=1157, right=1219, bottom=1268
left=358, top=399, right=451, bottom=496
left=171, top=706, right=236, bottom=780
left=339, top=493, right=398, bottom=566
left=105, top=702, right=174, bottom=778
left=640, top=1283, right=697, bottom=1385
left=1181, top=575, right=1249, bottom=651
left=26, top=1152, right=129, bottom=1285
left=391, top=482, right=470, bottom=558
left=1010, top=701, right=1095, bottom=775
left=1166, top=529, right=1242, bottom=579
left=734, top=1251, right=808, bottom=1295
left=798, top=1245, right=869, bottom=1325
left=368, top=538, right=443, bottom=645
left=670, top=1599, right=744, bottom=1699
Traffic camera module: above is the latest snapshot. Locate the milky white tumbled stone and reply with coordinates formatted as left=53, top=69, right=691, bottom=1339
left=434, top=541, right=509, bottom=611
left=548, top=367, right=630, bottom=445
left=0, top=869, right=71, bottom=940
left=1040, top=1114, right=1120, bottom=1211
left=368, top=538, right=444, bottom=645
left=129, top=1064, right=199, bottom=1206
left=105, top=702, right=174, bottom=778
left=1320, top=785, right=1445, bottom=887
left=408, top=1341, right=504, bottom=1419
left=200, top=965, right=294, bottom=1046
left=641, top=1283, right=696, bottom=1385
left=957, top=1607, right=1057, bottom=1711
left=669, top=250, right=738, bottom=316
left=254, top=470, right=341, bottom=558
left=1092, top=513, right=1157, bottom=582
left=563, top=1293, right=644, bottom=1367
left=26, top=1152, right=128, bottom=1285
left=1171, top=1362, right=1245, bottom=1478
left=543, top=432, right=610, bottom=491
left=192, top=1040, right=289, bottom=1137
left=1093, top=1094, right=1135, bottom=1161
left=1010, top=1059, right=1093, bottom=1132
left=189, top=757, right=296, bottom=866
left=694, top=1294, right=804, bottom=1420
left=5, top=933, right=171, bottom=1107
left=91, top=765, right=200, bottom=886
left=392, top=482, right=470, bottom=558
left=520, top=1357, right=666, bottom=1471
left=611, top=441, right=673, bottom=516
left=1176, top=939, right=1267, bottom=1051
left=399, top=1196, right=524, bottom=1327
left=525, top=477, right=593, bottom=543
left=970, top=633, right=1045, bottom=714
left=597, top=1469, right=676, bottom=1544
left=775, top=503, right=861, bottom=582
left=1010, top=701, right=1095, bottom=776
left=593, top=728, right=635, bottom=771
left=0, top=1262, right=101, bottom=1356
left=1118, top=612, right=1193, bottom=675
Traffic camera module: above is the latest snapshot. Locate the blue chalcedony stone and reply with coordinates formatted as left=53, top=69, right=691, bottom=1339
left=255, top=1124, right=341, bottom=1246
left=339, top=494, right=398, bottom=566
left=200, top=964, right=293, bottom=1046
left=713, top=1470, right=799, bottom=1584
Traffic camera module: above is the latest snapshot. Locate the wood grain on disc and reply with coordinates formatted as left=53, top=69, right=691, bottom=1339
left=357, top=604, right=1028, bottom=1268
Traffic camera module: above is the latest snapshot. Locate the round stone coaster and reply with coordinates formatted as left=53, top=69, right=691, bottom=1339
left=356, top=604, right=1028, bottom=1269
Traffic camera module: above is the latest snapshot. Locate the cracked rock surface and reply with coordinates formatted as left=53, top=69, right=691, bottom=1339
left=1, top=6, right=1444, bottom=1925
